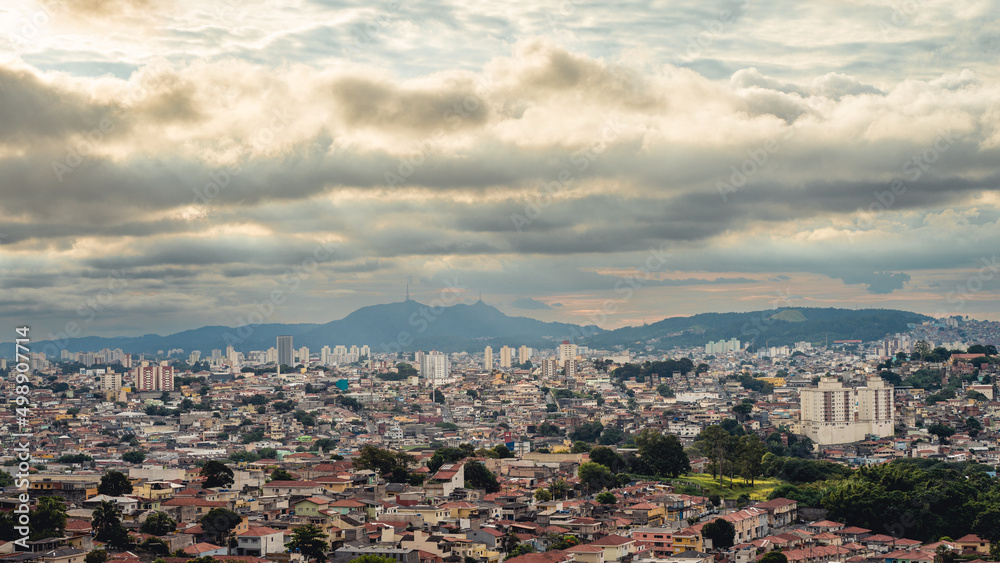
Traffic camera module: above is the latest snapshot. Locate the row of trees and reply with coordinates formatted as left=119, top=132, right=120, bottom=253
left=576, top=429, right=691, bottom=492
left=693, top=425, right=767, bottom=485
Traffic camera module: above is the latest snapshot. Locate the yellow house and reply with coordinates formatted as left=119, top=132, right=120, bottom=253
left=133, top=482, right=176, bottom=501
left=672, top=529, right=702, bottom=553
left=397, top=505, right=449, bottom=525
left=316, top=476, right=353, bottom=494
left=441, top=502, right=479, bottom=520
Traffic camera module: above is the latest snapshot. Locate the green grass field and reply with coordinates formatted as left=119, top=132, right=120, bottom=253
left=669, top=472, right=782, bottom=501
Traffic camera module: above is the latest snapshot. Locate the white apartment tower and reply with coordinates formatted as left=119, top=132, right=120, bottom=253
left=518, top=345, right=531, bottom=364
left=101, top=370, right=123, bottom=395
left=500, top=346, right=512, bottom=368
left=484, top=346, right=494, bottom=371
left=801, top=376, right=894, bottom=445
left=420, top=351, right=450, bottom=386
left=559, top=341, right=578, bottom=363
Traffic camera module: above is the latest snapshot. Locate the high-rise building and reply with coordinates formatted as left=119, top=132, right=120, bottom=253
left=518, top=345, right=531, bottom=365
left=484, top=346, right=494, bottom=371
left=101, top=370, right=122, bottom=394
left=500, top=346, right=512, bottom=368
left=360, top=345, right=371, bottom=359
left=277, top=335, right=293, bottom=367
left=541, top=359, right=559, bottom=379
left=321, top=346, right=332, bottom=365
left=800, top=376, right=894, bottom=445
left=298, top=346, right=310, bottom=365
left=134, top=362, right=174, bottom=392
left=564, top=359, right=577, bottom=379
left=420, top=351, right=450, bottom=386
left=559, top=341, right=578, bottom=363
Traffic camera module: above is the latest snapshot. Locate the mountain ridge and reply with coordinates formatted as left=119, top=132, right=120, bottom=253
left=5, top=303, right=932, bottom=357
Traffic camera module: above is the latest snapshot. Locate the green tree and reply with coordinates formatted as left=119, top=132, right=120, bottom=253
left=634, top=428, right=690, bottom=478
left=464, top=460, right=500, bottom=493
left=596, top=491, right=617, bottom=504
left=286, top=524, right=328, bottom=562
left=656, top=383, right=675, bottom=397
left=270, top=468, right=295, bottom=482
left=85, top=550, right=109, bottom=563
left=534, top=489, right=552, bottom=502
left=92, top=501, right=122, bottom=541
left=433, top=389, right=445, bottom=404
left=732, top=402, right=753, bottom=421
left=547, top=535, right=579, bottom=551
left=570, top=441, right=591, bottom=453
left=972, top=508, right=1000, bottom=542
left=697, top=425, right=730, bottom=482
left=737, top=434, right=767, bottom=485
left=759, top=552, right=788, bottom=563
left=201, top=508, right=242, bottom=545
left=569, top=421, right=604, bottom=442
left=965, top=416, right=983, bottom=438
left=348, top=557, right=396, bottom=563
left=200, top=460, right=235, bottom=488
left=578, top=462, right=615, bottom=492
left=927, top=423, right=956, bottom=444
left=493, top=444, right=515, bottom=459
left=589, top=446, right=627, bottom=473
left=122, top=451, right=147, bottom=464
left=98, top=470, right=134, bottom=496
left=354, top=445, right=414, bottom=476
left=504, top=544, right=536, bottom=560
left=548, top=478, right=570, bottom=500
left=140, top=512, right=177, bottom=535
left=701, top=518, right=736, bottom=550
left=31, top=496, right=68, bottom=540
left=599, top=426, right=625, bottom=445
left=427, top=445, right=474, bottom=472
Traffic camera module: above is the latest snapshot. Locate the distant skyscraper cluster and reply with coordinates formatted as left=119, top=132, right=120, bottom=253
left=704, top=338, right=741, bottom=354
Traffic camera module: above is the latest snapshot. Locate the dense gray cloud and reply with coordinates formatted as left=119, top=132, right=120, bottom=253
left=3, top=0, right=1000, bottom=338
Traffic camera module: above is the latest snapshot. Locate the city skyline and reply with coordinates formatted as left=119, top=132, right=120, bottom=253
left=3, top=1, right=1000, bottom=340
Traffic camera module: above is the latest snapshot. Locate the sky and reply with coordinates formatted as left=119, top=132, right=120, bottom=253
left=2, top=0, right=1000, bottom=341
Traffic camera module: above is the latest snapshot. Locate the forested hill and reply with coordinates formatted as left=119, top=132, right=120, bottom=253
left=582, top=307, right=931, bottom=350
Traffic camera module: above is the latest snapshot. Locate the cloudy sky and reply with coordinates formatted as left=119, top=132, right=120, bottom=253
left=3, top=0, right=1000, bottom=341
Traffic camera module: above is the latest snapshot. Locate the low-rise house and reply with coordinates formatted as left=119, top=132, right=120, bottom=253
left=234, top=527, right=285, bottom=557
